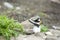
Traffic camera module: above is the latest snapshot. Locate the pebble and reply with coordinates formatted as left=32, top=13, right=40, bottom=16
left=45, top=32, right=53, bottom=35
left=4, top=2, right=14, bottom=9
left=16, top=7, right=21, bottom=10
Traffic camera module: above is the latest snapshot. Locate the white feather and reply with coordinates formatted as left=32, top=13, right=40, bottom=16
left=33, top=26, right=41, bottom=33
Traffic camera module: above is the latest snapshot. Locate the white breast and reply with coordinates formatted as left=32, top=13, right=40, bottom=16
left=33, top=26, right=41, bottom=33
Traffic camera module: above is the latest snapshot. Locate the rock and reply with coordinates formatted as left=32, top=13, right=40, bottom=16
left=45, top=29, right=60, bottom=40
left=10, top=37, right=16, bottom=40
left=16, top=7, right=21, bottom=10
left=57, top=37, right=60, bottom=40
left=52, top=26, right=57, bottom=29
left=3, top=2, right=14, bottom=9
left=46, top=34, right=57, bottom=40
left=0, top=34, right=45, bottom=40
left=25, top=35, right=45, bottom=40
left=34, top=33, right=47, bottom=39
left=51, top=0, right=60, bottom=4
left=45, top=37, right=57, bottom=40
left=0, top=36, right=5, bottom=40
left=52, top=26, right=60, bottom=30
left=15, top=34, right=45, bottom=40
left=49, top=29, right=60, bottom=37
left=45, top=32, right=53, bottom=35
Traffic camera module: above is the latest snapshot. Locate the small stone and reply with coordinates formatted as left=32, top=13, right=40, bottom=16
left=4, top=2, right=14, bottom=9
left=52, top=26, right=57, bottom=29
left=45, top=32, right=53, bottom=35
left=52, top=26, right=60, bottom=30
left=16, top=7, right=21, bottom=10
left=51, top=0, right=60, bottom=4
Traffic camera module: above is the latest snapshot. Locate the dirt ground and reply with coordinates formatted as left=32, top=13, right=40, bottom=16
left=0, top=0, right=60, bottom=27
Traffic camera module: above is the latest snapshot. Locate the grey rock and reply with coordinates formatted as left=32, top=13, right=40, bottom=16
left=49, top=29, right=60, bottom=37
left=0, top=34, right=45, bottom=40
left=15, top=34, right=45, bottom=40
left=46, top=35, right=57, bottom=40
left=34, top=33, right=47, bottom=39
left=57, top=37, right=60, bottom=40
left=51, top=0, right=60, bottom=4
left=45, top=29, right=60, bottom=40
left=4, top=2, right=14, bottom=9
left=45, top=37, right=57, bottom=40
left=0, top=36, right=5, bottom=40
left=52, top=26, right=60, bottom=30
left=45, top=32, right=53, bottom=36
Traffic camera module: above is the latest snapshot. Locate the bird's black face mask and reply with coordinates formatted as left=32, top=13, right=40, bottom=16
left=34, top=18, right=40, bottom=22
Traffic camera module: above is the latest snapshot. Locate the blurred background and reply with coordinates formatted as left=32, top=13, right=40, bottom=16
left=0, top=0, right=60, bottom=27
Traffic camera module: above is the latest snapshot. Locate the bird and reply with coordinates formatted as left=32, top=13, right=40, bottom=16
left=29, top=16, right=41, bottom=33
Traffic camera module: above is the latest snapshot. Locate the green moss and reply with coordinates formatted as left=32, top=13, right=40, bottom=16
left=0, top=15, right=24, bottom=40
left=40, top=24, right=48, bottom=32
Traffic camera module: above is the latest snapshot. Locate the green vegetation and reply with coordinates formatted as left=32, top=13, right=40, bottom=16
left=0, top=16, right=24, bottom=40
left=39, top=12, right=49, bottom=18
left=40, top=24, right=48, bottom=32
